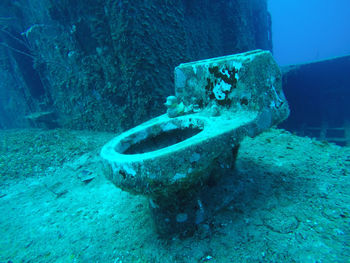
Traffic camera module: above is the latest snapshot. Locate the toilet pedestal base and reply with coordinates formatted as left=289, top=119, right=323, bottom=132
left=148, top=146, right=239, bottom=237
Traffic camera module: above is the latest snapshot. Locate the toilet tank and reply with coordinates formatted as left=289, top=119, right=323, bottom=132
left=174, top=49, right=290, bottom=126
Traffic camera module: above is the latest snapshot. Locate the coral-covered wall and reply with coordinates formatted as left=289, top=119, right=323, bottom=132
left=0, top=0, right=272, bottom=131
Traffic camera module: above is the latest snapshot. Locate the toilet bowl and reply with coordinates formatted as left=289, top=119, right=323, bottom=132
left=101, top=50, right=290, bottom=236
left=101, top=110, right=257, bottom=197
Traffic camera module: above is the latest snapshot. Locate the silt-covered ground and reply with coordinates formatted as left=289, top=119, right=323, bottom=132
left=0, top=128, right=349, bottom=262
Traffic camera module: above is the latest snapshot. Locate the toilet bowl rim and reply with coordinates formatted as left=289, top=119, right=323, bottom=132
left=101, top=114, right=212, bottom=162
left=100, top=111, right=257, bottom=163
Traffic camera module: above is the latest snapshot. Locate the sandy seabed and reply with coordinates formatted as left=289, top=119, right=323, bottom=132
left=0, top=128, right=349, bottom=263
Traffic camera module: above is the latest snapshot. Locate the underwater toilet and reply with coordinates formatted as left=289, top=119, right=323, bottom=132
left=101, top=50, right=290, bottom=236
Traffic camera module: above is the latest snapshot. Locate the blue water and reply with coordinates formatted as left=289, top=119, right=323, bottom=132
left=269, top=0, right=350, bottom=65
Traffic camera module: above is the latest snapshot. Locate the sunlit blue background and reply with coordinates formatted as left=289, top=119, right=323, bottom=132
left=268, top=0, right=350, bottom=65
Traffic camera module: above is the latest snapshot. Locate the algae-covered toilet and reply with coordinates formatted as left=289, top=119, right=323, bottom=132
left=101, top=50, right=289, bottom=236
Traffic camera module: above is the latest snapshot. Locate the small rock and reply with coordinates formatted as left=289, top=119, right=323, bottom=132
left=46, top=182, right=68, bottom=198
left=78, top=170, right=96, bottom=183
left=201, top=255, right=213, bottom=262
